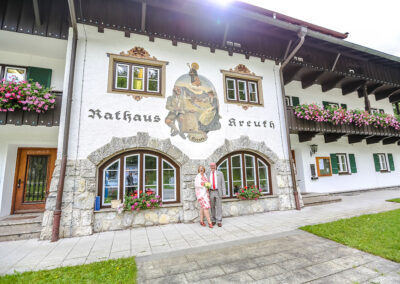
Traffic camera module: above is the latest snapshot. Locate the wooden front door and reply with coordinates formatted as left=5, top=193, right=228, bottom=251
left=12, top=148, right=57, bottom=213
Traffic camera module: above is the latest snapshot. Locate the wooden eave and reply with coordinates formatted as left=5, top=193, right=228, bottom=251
left=1, top=0, right=399, bottom=95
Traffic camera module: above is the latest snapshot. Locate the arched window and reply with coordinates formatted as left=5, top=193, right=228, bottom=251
left=217, top=151, right=272, bottom=198
left=99, top=151, right=180, bottom=207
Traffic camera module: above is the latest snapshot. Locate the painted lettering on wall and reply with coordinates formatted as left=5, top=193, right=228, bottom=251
left=88, top=109, right=160, bottom=123
left=228, top=118, right=275, bottom=129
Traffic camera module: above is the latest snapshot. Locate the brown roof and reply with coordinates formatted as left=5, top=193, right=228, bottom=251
left=234, top=1, right=348, bottom=39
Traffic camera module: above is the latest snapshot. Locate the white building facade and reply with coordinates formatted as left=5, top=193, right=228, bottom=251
left=0, top=0, right=399, bottom=240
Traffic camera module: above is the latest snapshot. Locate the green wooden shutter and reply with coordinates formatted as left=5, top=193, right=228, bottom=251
left=373, top=154, right=380, bottom=172
left=388, top=153, right=395, bottom=171
left=27, top=67, right=52, bottom=88
left=349, top=154, right=357, bottom=173
left=330, top=154, right=338, bottom=174
left=292, top=96, right=300, bottom=106
left=322, top=101, right=329, bottom=109
left=340, top=104, right=347, bottom=110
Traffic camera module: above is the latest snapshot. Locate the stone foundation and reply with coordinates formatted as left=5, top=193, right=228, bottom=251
left=93, top=196, right=281, bottom=232
left=41, top=133, right=300, bottom=239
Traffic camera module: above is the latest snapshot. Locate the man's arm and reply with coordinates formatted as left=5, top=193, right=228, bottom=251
left=219, top=171, right=226, bottom=196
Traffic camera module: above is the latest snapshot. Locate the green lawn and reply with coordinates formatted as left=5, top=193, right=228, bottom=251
left=0, top=256, right=137, bottom=284
left=300, top=209, right=400, bottom=263
left=387, top=198, right=400, bottom=203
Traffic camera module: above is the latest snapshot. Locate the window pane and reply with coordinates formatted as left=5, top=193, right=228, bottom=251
left=248, top=82, right=258, bottom=102
left=132, top=66, right=144, bottom=90
left=145, top=170, right=157, bottom=185
left=116, top=64, right=128, bottom=89
left=5, top=67, right=26, bottom=82
left=218, top=159, right=230, bottom=196
left=107, top=161, right=119, bottom=171
left=148, top=68, right=158, bottom=80
left=245, top=155, right=254, bottom=167
left=163, top=185, right=175, bottom=201
left=238, top=81, right=247, bottom=101
left=148, top=80, right=159, bottom=92
left=232, top=155, right=241, bottom=167
left=163, top=169, right=175, bottom=185
left=147, top=68, right=159, bottom=92
left=145, top=155, right=157, bottom=169
left=104, top=187, right=118, bottom=204
left=232, top=168, right=242, bottom=181
left=104, top=160, right=120, bottom=204
left=125, top=155, right=139, bottom=197
left=162, top=161, right=176, bottom=201
left=227, top=79, right=235, bottom=89
left=258, top=160, right=269, bottom=193
left=228, top=90, right=236, bottom=100
left=232, top=181, right=241, bottom=195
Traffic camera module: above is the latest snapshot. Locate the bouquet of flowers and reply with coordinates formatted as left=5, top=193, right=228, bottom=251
left=204, top=182, right=211, bottom=190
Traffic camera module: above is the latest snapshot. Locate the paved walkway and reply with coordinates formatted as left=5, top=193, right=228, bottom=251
left=137, top=230, right=400, bottom=283
left=0, top=189, right=399, bottom=276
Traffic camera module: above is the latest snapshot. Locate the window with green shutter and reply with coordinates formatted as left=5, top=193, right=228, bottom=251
left=292, top=96, right=300, bottom=106
left=27, top=67, right=52, bottom=88
left=373, top=154, right=381, bottom=172
left=388, top=153, right=395, bottom=171
left=330, top=154, right=338, bottom=174
left=349, top=154, right=357, bottom=173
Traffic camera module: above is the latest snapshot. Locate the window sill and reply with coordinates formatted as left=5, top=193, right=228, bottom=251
left=225, top=101, right=264, bottom=108
left=222, top=195, right=276, bottom=202
left=379, top=170, right=390, bottom=173
left=96, top=203, right=183, bottom=212
left=338, top=172, right=351, bottom=175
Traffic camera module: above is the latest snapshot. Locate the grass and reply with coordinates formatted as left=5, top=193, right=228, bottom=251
left=0, top=256, right=137, bottom=284
left=300, top=209, right=400, bottom=263
left=387, top=198, right=400, bottom=203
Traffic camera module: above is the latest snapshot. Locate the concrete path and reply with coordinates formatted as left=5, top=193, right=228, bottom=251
left=0, top=189, right=399, bottom=276
left=136, top=230, right=400, bottom=283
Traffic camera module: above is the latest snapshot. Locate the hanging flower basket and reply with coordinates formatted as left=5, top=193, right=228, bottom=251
left=0, top=79, right=56, bottom=113
left=294, top=104, right=400, bottom=130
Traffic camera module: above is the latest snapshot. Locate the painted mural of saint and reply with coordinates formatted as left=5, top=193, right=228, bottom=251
left=164, top=63, right=221, bottom=142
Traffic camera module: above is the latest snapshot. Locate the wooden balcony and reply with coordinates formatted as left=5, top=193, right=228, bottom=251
left=287, top=107, right=400, bottom=145
left=0, top=92, right=62, bottom=127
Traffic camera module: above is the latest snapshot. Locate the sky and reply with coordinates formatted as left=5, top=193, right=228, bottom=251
left=237, top=0, right=400, bottom=57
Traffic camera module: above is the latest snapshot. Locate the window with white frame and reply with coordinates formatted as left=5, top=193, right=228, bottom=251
left=4, top=66, right=27, bottom=82
left=224, top=77, right=261, bottom=104
left=99, top=151, right=179, bottom=207
left=113, top=62, right=161, bottom=94
left=336, top=154, right=348, bottom=173
left=378, top=153, right=388, bottom=171
left=217, top=152, right=271, bottom=198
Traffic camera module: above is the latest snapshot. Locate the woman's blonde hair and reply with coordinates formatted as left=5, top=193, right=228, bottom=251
left=198, top=165, right=206, bottom=173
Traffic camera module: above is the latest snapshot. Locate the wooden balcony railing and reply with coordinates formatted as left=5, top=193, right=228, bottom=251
left=0, top=92, right=62, bottom=127
left=287, top=107, right=400, bottom=144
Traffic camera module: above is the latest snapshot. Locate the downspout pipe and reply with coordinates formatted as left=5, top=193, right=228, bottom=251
left=279, top=26, right=307, bottom=210
left=51, top=0, right=78, bottom=242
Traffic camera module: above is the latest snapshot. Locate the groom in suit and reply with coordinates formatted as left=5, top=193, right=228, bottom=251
left=208, top=162, right=226, bottom=227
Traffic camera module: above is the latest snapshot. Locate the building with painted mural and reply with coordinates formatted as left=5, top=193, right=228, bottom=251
left=0, top=0, right=399, bottom=241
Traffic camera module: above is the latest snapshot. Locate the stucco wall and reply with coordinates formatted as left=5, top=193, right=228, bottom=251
left=286, top=80, right=399, bottom=193
left=0, top=30, right=67, bottom=91
left=64, top=24, right=288, bottom=161
left=292, top=134, right=400, bottom=193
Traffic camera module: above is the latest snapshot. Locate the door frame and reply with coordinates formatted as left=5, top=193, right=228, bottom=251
left=10, top=147, right=57, bottom=214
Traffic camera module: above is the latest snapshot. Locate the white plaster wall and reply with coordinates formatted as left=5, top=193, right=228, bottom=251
left=0, top=30, right=67, bottom=91
left=65, top=25, right=288, bottom=161
left=285, top=81, right=395, bottom=115
left=0, top=126, right=58, bottom=216
left=291, top=134, right=400, bottom=193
